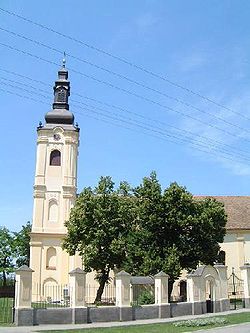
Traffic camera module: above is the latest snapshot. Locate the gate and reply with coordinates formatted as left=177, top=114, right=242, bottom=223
left=227, top=268, right=244, bottom=310
left=0, top=279, right=15, bottom=324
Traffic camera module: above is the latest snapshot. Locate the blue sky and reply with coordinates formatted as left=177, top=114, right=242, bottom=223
left=1, top=0, right=250, bottom=231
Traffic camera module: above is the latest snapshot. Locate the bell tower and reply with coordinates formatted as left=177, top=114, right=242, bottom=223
left=30, top=61, right=81, bottom=287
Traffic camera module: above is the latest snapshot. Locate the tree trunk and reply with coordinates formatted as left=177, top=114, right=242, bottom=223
left=168, top=279, right=174, bottom=302
left=3, top=270, right=7, bottom=287
left=94, top=269, right=110, bottom=303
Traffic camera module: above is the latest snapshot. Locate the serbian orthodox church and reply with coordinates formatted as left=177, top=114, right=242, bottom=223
left=29, top=64, right=250, bottom=291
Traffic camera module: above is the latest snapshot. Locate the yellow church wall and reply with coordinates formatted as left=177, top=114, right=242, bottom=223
left=220, top=230, right=250, bottom=278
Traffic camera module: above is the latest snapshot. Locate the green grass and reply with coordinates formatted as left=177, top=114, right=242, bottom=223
left=39, top=312, right=250, bottom=333
left=0, top=297, right=14, bottom=325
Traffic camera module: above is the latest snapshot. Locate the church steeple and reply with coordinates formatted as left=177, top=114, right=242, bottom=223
left=45, top=59, right=74, bottom=125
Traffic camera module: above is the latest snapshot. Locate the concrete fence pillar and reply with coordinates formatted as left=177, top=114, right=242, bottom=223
left=214, top=264, right=230, bottom=311
left=154, top=271, right=170, bottom=319
left=187, top=274, right=202, bottom=303
left=69, top=267, right=87, bottom=324
left=214, top=264, right=228, bottom=299
left=15, top=265, right=33, bottom=309
left=240, top=265, right=250, bottom=308
left=187, top=273, right=205, bottom=315
left=15, top=265, right=34, bottom=326
left=115, top=270, right=131, bottom=307
left=154, top=271, right=169, bottom=304
left=69, top=268, right=86, bottom=308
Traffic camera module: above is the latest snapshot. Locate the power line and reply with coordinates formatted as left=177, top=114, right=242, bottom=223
left=72, top=102, right=250, bottom=162
left=2, top=83, right=250, bottom=164
left=0, top=6, right=248, bottom=121
left=1, top=26, right=250, bottom=131
left=1, top=69, right=250, bottom=157
left=0, top=41, right=248, bottom=143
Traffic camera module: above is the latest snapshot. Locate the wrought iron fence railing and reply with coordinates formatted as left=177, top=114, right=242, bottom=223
left=85, top=284, right=116, bottom=305
left=32, top=283, right=71, bottom=308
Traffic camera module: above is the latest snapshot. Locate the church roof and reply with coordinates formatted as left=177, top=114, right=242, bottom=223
left=196, top=196, right=250, bottom=231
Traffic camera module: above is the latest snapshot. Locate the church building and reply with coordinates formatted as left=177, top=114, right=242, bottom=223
left=29, top=64, right=250, bottom=292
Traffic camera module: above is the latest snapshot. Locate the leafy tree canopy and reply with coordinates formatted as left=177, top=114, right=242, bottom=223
left=0, top=222, right=31, bottom=286
left=14, top=221, right=32, bottom=267
left=123, top=172, right=227, bottom=295
left=0, top=227, right=15, bottom=285
left=63, top=176, right=135, bottom=302
left=63, top=172, right=227, bottom=300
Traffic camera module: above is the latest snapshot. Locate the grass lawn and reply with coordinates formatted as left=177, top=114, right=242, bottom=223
left=39, top=312, right=250, bottom=333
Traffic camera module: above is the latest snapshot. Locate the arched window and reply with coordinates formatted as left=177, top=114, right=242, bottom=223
left=218, top=250, right=226, bottom=265
left=46, top=247, right=57, bottom=270
left=48, top=200, right=58, bottom=222
left=50, top=150, right=61, bottom=166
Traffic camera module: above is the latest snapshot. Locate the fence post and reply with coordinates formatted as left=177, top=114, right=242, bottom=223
left=15, top=265, right=34, bottom=326
left=154, top=271, right=169, bottom=304
left=115, top=271, right=132, bottom=321
left=115, top=270, right=131, bottom=307
left=187, top=273, right=203, bottom=315
left=214, top=264, right=230, bottom=311
left=240, top=265, right=250, bottom=308
left=69, top=268, right=87, bottom=324
left=154, top=271, right=170, bottom=318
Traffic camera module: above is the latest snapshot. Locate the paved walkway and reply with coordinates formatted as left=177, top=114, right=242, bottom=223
left=0, top=308, right=249, bottom=333
left=198, top=322, right=250, bottom=332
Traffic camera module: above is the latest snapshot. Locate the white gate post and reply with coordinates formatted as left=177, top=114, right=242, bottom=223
left=115, top=270, right=131, bottom=307
left=69, top=268, right=86, bottom=308
left=15, top=265, right=34, bottom=326
left=69, top=267, right=87, bottom=324
left=154, top=271, right=169, bottom=304
left=15, top=265, right=33, bottom=309
left=214, top=264, right=230, bottom=311
left=240, top=265, right=250, bottom=308
left=154, top=271, right=170, bottom=319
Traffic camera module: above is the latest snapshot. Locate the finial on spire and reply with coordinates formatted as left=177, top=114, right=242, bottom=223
left=62, top=52, right=66, bottom=68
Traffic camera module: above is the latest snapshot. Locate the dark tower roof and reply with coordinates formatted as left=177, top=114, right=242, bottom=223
left=45, top=61, right=75, bottom=125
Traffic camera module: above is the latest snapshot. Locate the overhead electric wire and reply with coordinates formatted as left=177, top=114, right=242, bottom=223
left=0, top=41, right=249, bottom=144
left=1, top=26, right=250, bottom=131
left=1, top=69, right=250, bottom=158
left=2, top=83, right=250, bottom=165
left=0, top=6, right=248, bottom=121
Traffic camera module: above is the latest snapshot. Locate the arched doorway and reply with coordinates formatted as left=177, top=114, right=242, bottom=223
left=205, top=278, right=215, bottom=313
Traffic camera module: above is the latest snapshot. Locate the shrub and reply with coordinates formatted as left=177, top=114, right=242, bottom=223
left=173, top=317, right=228, bottom=327
left=137, top=290, right=154, bottom=305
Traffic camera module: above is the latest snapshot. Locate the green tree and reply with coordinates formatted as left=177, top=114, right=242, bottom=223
left=14, top=221, right=32, bottom=267
left=63, top=176, right=135, bottom=302
left=0, top=227, right=15, bottom=286
left=123, top=173, right=227, bottom=296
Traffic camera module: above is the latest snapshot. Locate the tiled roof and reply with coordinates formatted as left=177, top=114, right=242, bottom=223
left=196, top=196, right=250, bottom=230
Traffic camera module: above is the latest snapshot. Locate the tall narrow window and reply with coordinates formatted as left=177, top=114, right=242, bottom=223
left=48, top=200, right=58, bottom=222
left=46, top=247, right=57, bottom=270
left=50, top=150, right=61, bottom=166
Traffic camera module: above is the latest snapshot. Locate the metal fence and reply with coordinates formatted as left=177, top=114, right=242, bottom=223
left=32, top=283, right=71, bottom=308
left=31, top=283, right=116, bottom=307
left=131, top=284, right=155, bottom=306
left=0, top=278, right=15, bottom=324
left=228, top=269, right=245, bottom=310
left=85, top=284, right=116, bottom=305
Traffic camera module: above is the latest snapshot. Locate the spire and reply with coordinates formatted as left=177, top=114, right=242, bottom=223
left=62, top=52, right=66, bottom=68
left=45, top=61, right=75, bottom=125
